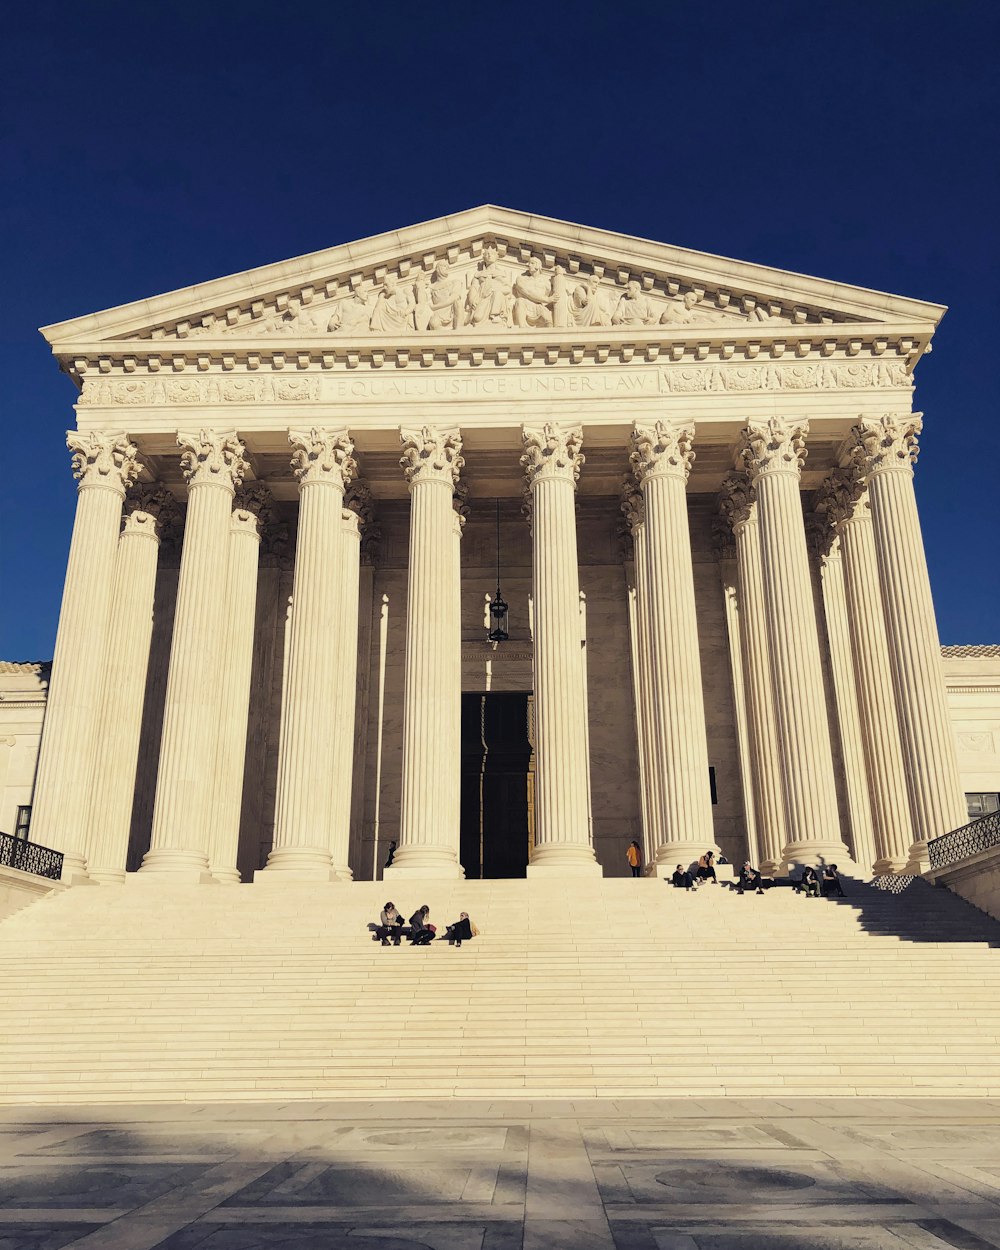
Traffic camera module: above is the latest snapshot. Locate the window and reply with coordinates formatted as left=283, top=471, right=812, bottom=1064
left=708, top=766, right=718, bottom=806
left=966, top=793, right=1000, bottom=818
left=14, top=806, right=31, bottom=840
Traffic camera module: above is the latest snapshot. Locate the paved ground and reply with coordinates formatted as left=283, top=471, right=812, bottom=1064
left=0, top=1097, right=999, bottom=1248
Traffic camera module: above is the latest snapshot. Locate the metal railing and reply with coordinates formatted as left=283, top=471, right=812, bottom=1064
left=0, top=831, right=64, bottom=882
left=928, top=810, right=1000, bottom=871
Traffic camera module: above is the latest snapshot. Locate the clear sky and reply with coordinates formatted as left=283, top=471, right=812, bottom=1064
left=1, top=0, right=997, bottom=658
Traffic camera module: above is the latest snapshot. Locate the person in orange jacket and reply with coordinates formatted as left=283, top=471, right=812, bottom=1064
left=626, top=840, right=642, bottom=877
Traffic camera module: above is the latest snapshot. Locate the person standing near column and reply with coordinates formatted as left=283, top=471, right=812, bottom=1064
left=521, top=423, right=599, bottom=875
left=849, top=413, right=967, bottom=872
left=385, top=425, right=465, bottom=880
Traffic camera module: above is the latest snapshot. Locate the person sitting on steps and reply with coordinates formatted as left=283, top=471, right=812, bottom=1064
left=799, top=866, right=820, bottom=897
left=737, top=860, right=765, bottom=894
left=408, top=905, right=436, bottom=945
left=671, top=864, right=694, bottom=889
left=375, top=901, right=404, bottom=945
left=444, top=912, right=476, bottom=947
left=821, top=864, right=846, bottom=897
left=695, top=850, right=718, bottom=885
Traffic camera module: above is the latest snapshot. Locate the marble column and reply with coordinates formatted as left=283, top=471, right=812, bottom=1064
left=631, top=420, right=715, bottom=868
left=327, top=482, right=371, bottom=880
left=718, top=473, right=786, bottom=875
left=262, top=428, right=355, bottom=880
left=740, top=419, right=851, bottom=868
left=141, top=430, right=247, bottom=880
left=31, top=432, right=140, bottom=880
left=386, top=425, right=465, bottom=879
left=849, top=414, right=967, bottom=872
left=621, top=484, right=661, bottom=868
left=521, top=424, right=599, bottom=874
left=86, top=486, right=177, bottom=883
left=806, top=515, right=878, bottom=874
left=208, top=485, right=271, bottom=883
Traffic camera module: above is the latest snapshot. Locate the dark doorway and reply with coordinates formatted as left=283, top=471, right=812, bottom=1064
left=460, top=692, right=534, bottom=879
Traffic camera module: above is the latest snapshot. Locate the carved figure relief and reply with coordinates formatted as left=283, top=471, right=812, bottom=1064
left=612, top=280, right=658, bottom=327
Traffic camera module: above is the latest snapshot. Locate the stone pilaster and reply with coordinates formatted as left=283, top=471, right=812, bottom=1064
left=141, top=430, right=247, bottom=880
left=631, top=420, right=715, bottom=868
left=718, top=473, right=786, bottom=875
left=30, top=432, right=140, bottom=880
left=849, top=414, right=967, bottom=872
left=521, top=424, right=599, bottom=874
left=386, top=426, right=465, bottom=879
left=621, top=483, right=659, bottom=868
left=805, top=512, right=878, bottom=875
left=208, top=485, right=271, bottom=883
left=262, top=428, right=356, bottom=880
left=86, top=486, right=177, bottom=882
left=740, top=419, right=851, bottom=868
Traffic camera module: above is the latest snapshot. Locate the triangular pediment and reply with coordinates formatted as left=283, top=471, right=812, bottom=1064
left=41, top=206, right=945, bottom=362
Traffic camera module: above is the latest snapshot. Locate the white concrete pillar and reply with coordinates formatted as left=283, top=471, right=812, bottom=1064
left=86, top=486, right=176, bottom=882
left=717, top=474, right=786, bottom=875
left=621, top=484, right=661, bottom=868
left=817, top=468, right=910, bottom=873
left=849, top=414, right=967, bottom=872
left=740, top=419, right=851, bottom=868
left=521, top=423, right=599, bottom=875
left=31, top=432, right=140, bottom=880
left=262, top=428, right=355, bottom=881
left=386, top=425, right=465, bottom=880
left=208, top=486, right=270, bottom=883
left=631, top=420, right=715, bottom=868
left=141, top=430, right=247, bottom=880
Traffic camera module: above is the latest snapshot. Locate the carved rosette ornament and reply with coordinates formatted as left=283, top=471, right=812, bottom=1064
left=629, top=421, right=695, bottom=484
left=178, top=429, right=247, bottom=492
left=740, top=418, right=808, bottom=481
left=849, top=412, right=922, bottom=476
left=67, top=430, right=140, bottom=496
left=399, top=425, right=464, bottom=488
left=289, top=427, right=356, bottom=488
left=521, top=423, right=584, bottom=488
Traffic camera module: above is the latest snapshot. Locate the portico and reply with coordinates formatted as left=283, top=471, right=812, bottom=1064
left=30, top=206, right=966, bottom=884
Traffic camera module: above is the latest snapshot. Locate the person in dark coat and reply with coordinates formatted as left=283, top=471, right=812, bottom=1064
left=799, top=867, right=820, bottom=897
left=408, top=905, right=435, bottom=945
left=670, top=865, right=694, bottom=889
left=445, top=912, right=474, bottom=946
left=737, top=860, right=765, bottom=894
left=821, top=864, right=846, bottom=897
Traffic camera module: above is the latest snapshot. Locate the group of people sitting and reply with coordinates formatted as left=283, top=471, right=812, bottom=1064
left=669, top=851, right=846, bottom=897
left=371, top=902, right=478, bottom=947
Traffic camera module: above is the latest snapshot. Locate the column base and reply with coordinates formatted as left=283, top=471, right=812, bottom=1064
left=383, top=858, right=464, bottom=881
left=653, top=842, right=721, bottom=873
left=88, top=868, right=126, bottom=885
left=212, top=867, right=243, bottom=885
left=59, top=850, right=96, bottom=887
left=903, top=841, right=931, bottom=876
left=135, top=846, right=216, bottom=884
left=780, top=840, right=855, bottom=874
left=527, top=842, right=602, bottom=876
left=255, top=845, right=339, bottom=883
left=872, top=855, right=908, bottom=876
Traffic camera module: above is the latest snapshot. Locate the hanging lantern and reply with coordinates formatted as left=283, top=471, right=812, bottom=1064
left=487, top=498, right=509, bottom=643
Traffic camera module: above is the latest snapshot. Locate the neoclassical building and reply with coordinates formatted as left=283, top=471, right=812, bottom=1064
left=26, top=207, right=977, bottom=885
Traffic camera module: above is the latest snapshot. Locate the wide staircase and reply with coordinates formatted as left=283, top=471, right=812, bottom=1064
left=1, top=875, right=998, bottom=1103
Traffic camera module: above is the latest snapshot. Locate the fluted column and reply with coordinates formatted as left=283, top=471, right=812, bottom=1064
left=327, top=483, right=371, bottom=880
left=86, top=486, right=177, bottom=882
left=141, top=430, right=247, bottom=880
left=816, top=469, right=909, bottom=872
left=522, top=424, right=598, bottom=874
left=718, top=474, right=786, bottom=875
left=631, top=421, right=715, bottom=868
left=621, top=484, right=660, bottom=867
left=208, top=486, right=272, bottom=883
left=849, top=414, right=967, bottom=872
left=262, top=428, right=355, bottom=880
left=806, top=516, right=878, bottom=874
left=31, top=432, right=140, bottom=880
left=386, top=425, right=465, bottom=879
left=740, top=419, right=851, bottom=868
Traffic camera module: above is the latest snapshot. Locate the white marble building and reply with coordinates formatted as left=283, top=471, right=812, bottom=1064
left=18, top=207, right=999, bottom=885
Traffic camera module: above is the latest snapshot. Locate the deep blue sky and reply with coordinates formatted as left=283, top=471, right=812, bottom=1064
left=2, top=1, right=997, bottom=657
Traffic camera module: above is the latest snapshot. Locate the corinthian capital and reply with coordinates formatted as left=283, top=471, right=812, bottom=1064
left=814, top=465, right=865, bottom=528
left=67, top=430, right=140, bottom=495
left=717, top=471, right=756, bottom=533
left=804, top=510, right=836, bottom=558
left=521, top=423, right=584, bottom=488
left=740, top=418, right=808, bottom=481
left=123, top=483, right=180, bottom=543
left=630, top=420, right=695, bottom=485
left=289, top=427, right=356, bottom=488
left=849, top=412, right=922, bottom=476
left=620, top=479, right=645, bottom=533
left=178, top=429, right=247, bottom=491
left=400, top=425, right=464, bottom=488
